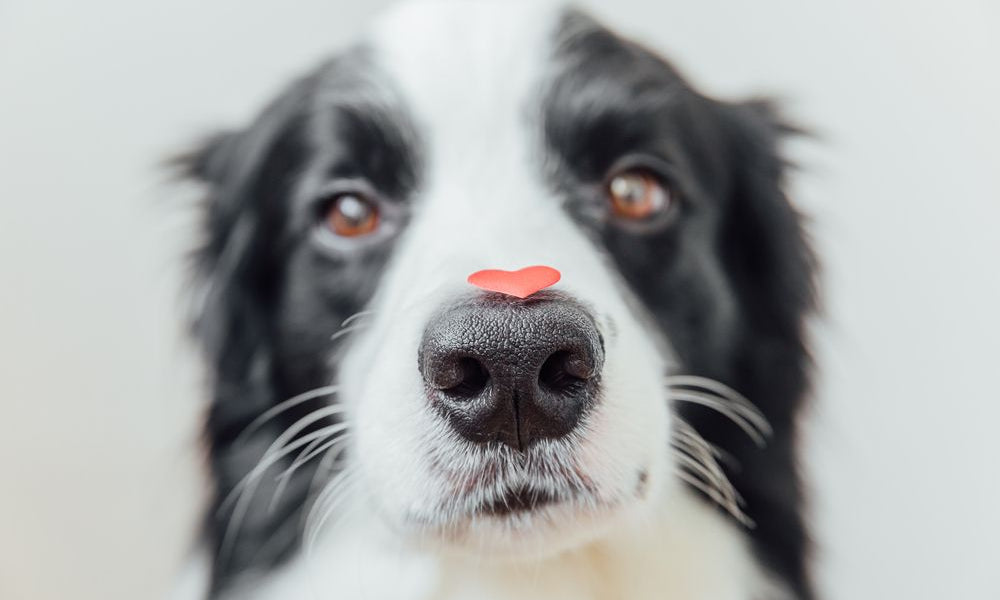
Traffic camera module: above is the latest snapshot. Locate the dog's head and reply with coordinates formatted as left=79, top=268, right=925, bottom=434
left=182, top=1, right=815, bottom=595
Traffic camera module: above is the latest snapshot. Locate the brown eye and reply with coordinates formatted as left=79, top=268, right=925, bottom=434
left=607, top=170, right=671, bottom=220
left=325, top=193, right=379, bottom=237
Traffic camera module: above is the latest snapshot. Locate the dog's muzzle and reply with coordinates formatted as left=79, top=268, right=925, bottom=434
left=418, top=291, right=604, bottom=451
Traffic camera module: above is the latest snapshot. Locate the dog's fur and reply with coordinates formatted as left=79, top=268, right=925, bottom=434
left=178, top=2, right=817, bottom=598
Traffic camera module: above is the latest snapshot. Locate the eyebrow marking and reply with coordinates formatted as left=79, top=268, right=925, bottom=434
left=308, top=47, right=424, bottom=200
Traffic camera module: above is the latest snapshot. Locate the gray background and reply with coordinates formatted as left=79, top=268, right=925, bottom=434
left=1, top=0, right=998, bottom=598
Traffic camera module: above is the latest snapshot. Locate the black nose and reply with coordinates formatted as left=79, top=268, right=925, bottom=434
left=418, top=291, right=604, bottom=451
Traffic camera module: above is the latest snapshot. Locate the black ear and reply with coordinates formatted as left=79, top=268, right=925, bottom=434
left=172, top=76, right=323, bottom=589
left=175, top=126, right=281, bottom=456
left=176, top=128, right=257, bottom=355
left=710, top=99, right=818, bottom=599
left=175, top=72, right=317, bottom=421
left=174, top=130, right=241, bottom=183
left=718, top=99, right=816, bottom=355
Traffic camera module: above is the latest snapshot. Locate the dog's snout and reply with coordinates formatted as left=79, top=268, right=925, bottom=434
left=418, top=292, right=604, bottom=450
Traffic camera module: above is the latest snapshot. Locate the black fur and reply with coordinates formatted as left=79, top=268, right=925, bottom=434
left=180, top=10, right=816, bottom=599
left=179, top=49, right=422, bottom=593
left=544, top=13, right=817, bottom=598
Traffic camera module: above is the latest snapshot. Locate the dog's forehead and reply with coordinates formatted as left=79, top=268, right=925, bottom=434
left=366, top=0, right=566, bottom=154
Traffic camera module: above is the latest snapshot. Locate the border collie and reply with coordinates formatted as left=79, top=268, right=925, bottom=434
left=176, top=1, right=817, bottom=598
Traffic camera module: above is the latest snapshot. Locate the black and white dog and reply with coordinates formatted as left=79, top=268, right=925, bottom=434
left=177, top=1, right=817, bottom=598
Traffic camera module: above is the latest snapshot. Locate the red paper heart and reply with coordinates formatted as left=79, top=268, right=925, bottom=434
left=467, top=265, right=561, bottom=299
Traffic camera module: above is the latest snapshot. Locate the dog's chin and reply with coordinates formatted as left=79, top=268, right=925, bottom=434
left=400, top=500, right=621, bottom=561
left=390, top=472, right=652, bottom=561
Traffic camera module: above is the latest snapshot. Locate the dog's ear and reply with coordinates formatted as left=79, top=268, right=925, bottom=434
left=174, top=130, right=240, bottom=183
left=175, top=126, right=279, bottom=448
left=174, top=74, right=317, bottom=443
left=172, top=79, right=321, bottom=587
left=716, top=99, right=817, bottom=357
left=709, top=99, right=818, bottom=598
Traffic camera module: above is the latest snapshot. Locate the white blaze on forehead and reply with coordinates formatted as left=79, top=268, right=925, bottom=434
left=369, top=0, right=564, bottom=156
left=366, top=0, right=580, bottom=275
left=362, top=0, right=646, bottom=324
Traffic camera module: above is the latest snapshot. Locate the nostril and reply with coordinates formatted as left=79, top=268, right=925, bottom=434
left=420, top=292, right=604, bottom=449
left=538, top=350, right=593, bottom=395
left=440, top=356, right=490, bottom=399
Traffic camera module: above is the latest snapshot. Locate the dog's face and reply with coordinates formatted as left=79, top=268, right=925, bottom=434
left=185, top=0, right=815, bottom=594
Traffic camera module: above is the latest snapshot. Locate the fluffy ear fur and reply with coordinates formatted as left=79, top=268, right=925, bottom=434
left=702, top=98, right=818, bottom=599
left=718, top=99, right=815, bottom=343
left=176, top=73, right=328, bottom=593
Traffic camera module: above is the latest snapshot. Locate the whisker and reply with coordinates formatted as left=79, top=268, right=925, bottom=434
left=308, top=465, right=357, bottom=520
left=235, top=385, right=339, bottom=445
left=283, top=435, right=328, bottom=478
left=667, top=375, right=748, bottom=402
left=340, top=310, right=375, bottom=328
left=220, top=422, right=350, bottom=515
left=671, top=449, right=732, bottom=499
left=671, top=467, right=730, bottom=508
left=672, top=469, right=753, bottom=527
left=265, top=404, right=348, bottom=456
left=215, top=311, right=373, bottom=568
left=329, top=324, right=369, bottom=343
left=329, top=309, right=377, bottom=343
left=218, top=405, right=351, bottom=560
left=305, top=467, right=363, bottom=552
left=674, top=387, right=771, bottom=437
left=670, top=418, right=754, bottom=527
left=279, top=434, right=352, bottom=483
left=672, top=429, right=739, bottom=504
left=673, top=422, right=732, bottom=482
left=258, top=464, right=360, bottom=576
left=217, top=422, right=349, bottom=565
left=666, top=376, right=771, bottom=432
left=268, top=434, right=353, bottom=514
left=298, top=435, right=346, bottom=532
left=666, top=374, right=772, bottom=444
left=669, top=390, right=768, bottom=447
left=673, top=426, right=723, bottom=459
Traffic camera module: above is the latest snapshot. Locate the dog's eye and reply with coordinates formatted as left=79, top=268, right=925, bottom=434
left=606, top=170, right=671, bottom=220
left=325, top=193, right=379, bottom=237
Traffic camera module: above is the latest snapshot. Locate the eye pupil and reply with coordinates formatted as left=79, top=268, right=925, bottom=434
left=327, top=193, right=379, bottom=237
left=607, top=170, right=670, bottom=220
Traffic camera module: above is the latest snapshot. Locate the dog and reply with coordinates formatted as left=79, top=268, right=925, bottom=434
left=176, top=1, right=817, bottom=598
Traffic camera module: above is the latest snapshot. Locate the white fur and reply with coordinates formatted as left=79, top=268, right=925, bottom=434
left=183, top=1, right=786, bottom=598
left=225, top=490, right=782, bottom=600
left=340, top=0, right=671, bottom=557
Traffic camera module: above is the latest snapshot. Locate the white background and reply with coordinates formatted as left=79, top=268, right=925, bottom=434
left=1, top=0, right=998, bottom=598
